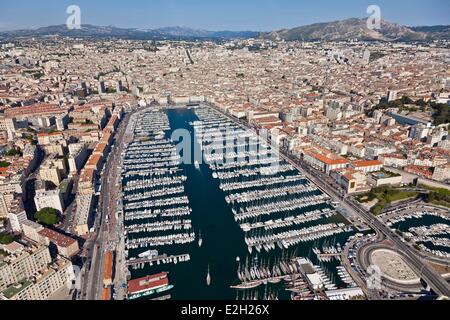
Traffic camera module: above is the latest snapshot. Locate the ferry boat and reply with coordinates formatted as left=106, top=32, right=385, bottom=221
left=127, top=272, right=174, bottom=300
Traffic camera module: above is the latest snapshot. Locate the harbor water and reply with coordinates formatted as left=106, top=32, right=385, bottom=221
left=392, top=214, right=450, bottom=255
left=123, top=107, right=356, bottom=300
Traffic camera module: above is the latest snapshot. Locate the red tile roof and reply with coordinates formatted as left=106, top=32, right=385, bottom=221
left=5, top=104, right=66, bottom=117
left=128, top=273, right=169, bottom=294
left=86, top=154, right=103, bottom=167
left=102, top=287, right=111, bottom=301
left=38, top=228, right=77, bottom=248
left=103, top=251, right=114, bottom=282
left=313, top=153, right=348, bottom=166
left=79, top=168, right=95, bottom=183
left=37, top=132, right=64, bottom=137
left=353, top=160, right=383, bottom=167
left=304, top=150, right=349, bottom=166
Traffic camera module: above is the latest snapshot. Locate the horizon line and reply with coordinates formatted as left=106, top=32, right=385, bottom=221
left=1, top=16, right=448, bottom=33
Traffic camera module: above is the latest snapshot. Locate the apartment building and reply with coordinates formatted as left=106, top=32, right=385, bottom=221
left=39, top=165, right=62, bottom=187
left=67, top=143, right=89, bottom=174
left=351, top=160, right=383, bottom=173
left=34, top=189, right=65, bottom=214
left=0, top=242, right=51, bottom=291
left=0, top=257, right=73, bottom=300
left=301, top=146, right=349, bottom=174
left=7, top=210, right=28, bottom=233
left=74, top=194, right=95, bottom=236
left=37, top=228, right=79, bottom=258
left=21, top=221, right=79, bottom=258
left=330, top=169, right=370, bottom=194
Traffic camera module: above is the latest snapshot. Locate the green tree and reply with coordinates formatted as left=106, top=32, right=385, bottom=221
left=429, top=102, right=450, bottom=126
left=0, top=161, right=10, bottom=168
left=6, top=149, right=22, bottom=157
left=400, top=96, right=414, bottom=105
left=0, top=232, right=14, bottom=245
left=35, top=208, right=59, bottom=226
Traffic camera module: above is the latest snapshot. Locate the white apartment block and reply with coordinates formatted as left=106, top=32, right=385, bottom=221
left=68, top=143, right=89, bottom=174
left=379, top=154, right=408, bottom=168
left=74, top=194, right=94, bottom=236
left=0, top=256, right=73, bottom=300
left=432, top=165, right=450, bottom=182
left=0, top=243, right=51, bottom=291
left=0, top=193, right=12, bottom=219
left=34, top=189, right=65, bottom=213
left=7, top=210, right=28, bottom=233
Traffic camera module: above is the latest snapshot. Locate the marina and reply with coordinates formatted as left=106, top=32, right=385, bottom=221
left=122, top=106, right=357, bottom=300
left=122, top=110, right=195, bottom=299
left=390, top=213, right=450, bottom=259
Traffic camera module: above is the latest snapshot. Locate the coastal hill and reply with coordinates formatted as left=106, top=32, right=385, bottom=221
left=260, top=18, right=448, bottom=42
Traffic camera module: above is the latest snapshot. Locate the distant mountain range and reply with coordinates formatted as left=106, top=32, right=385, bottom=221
left=261, top=18, right=449, bottom=42
left=0, top=24, right=259, bottom=40
left=0, top=19, right=448, bottom=41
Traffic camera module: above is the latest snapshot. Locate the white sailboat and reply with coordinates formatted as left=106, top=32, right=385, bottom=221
left=206, top=265, right=211, bottom=286
left=198, top=230, right=203, bottom=247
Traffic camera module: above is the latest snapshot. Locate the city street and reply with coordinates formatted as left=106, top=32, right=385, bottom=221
left=80, top=109, right=136, bottom=300
left=80, top=106, right=146, bottom=300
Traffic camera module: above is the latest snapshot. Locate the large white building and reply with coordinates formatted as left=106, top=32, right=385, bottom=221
left=0, top=243, right=73, bottom=300
left=351, top=160, right=383, bottom=173
left=34, top=189, right=65, bottom=214
left=365, top=144, right=396, bottom=159
left=387, top=90, right=398, bottom=102
left=0, top=258, right=73, bottom=300
left=7, top=210, right=28, bottom=233
left=409, top=124, right=431, bottom=141
left=0, top=243, right=51, bottom=291
left=303, top=150, right=349, bottom=173
left=432, top=165, right=450, bottom=182
left=379, top=154, right=408, bottom=168
left=68, top=143, right=89, bottom=174
left=0, top=115, right=17, bottom=141
left=0, top=193, right=12, bottom=219
left=426, top=128, right=446, bottom=146
left=74, top=193, right=94, bottom=236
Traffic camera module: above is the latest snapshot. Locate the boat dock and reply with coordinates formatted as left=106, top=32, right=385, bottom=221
left=127, top=254, right=191, bottom=269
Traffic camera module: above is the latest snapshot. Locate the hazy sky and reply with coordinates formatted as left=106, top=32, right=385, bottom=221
left=1, top=0, right=449, bottom=31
